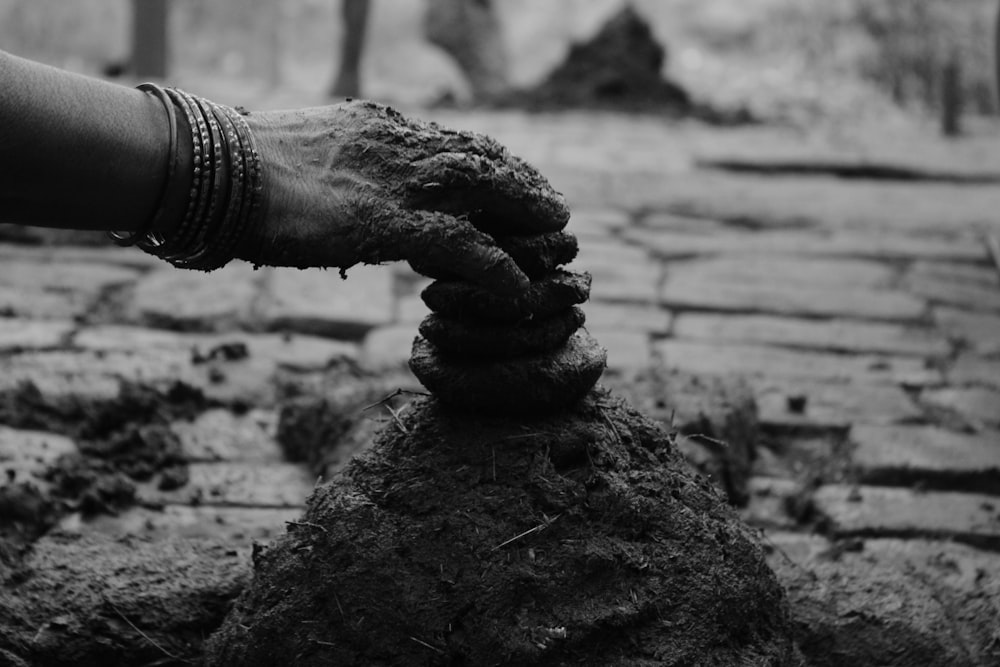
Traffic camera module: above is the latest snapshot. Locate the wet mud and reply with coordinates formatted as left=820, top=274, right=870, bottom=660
left=410, top=330, right=606, bottom=414
left=0, top=534, right=248, bottom=666
left=206, top=391, right=797, bottom=666
left=419, top=306, right=585, bottom=358
left=0, top=382, right=205, bottom=553
left=491, top=6, right=752, bottom=125
left=421, top=270, right=592, bottom=323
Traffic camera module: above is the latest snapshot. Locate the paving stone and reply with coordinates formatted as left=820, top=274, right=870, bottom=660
left=581, top=302, right=672, bottom=333
left=760, top=530, right=831, bottom=568
left=948, top=355, right=1000, bottom=389
left=921, top=387, right=1000, bottom=429
left=0, top=426, right=77, bottom=484
left=851, top=424, right=1000, bottom=493
left=908, top=261, right=1000, bottom=289
left=860, top=538, right=1000, bottom=588
left=813, top=484, right=1000, bottom=549
left=172, top=409, right=284, bottom=463
left=655, top=340, right=940, bottom=387
left=0, top=319, right=74, bottom=351
left=0, top=243, right=159, bottom=270
left=754, top=380, right=922, bottom=430
left=142, top=462, right=316, bottom=508
left=740, top=477, right=804, bottom=530
left=674, top=313, right=948, bottom=357
left=934, top=307, right=1000, bottom=355
left=130, top=262, right=263, bottom=330
left=360, top=325, right=420, bottom=371
left=660, top=275, right=926, bottom=321
left=667, top=256, right=897, bottom=289
left=75, top=325, right=358, bottom=370
left=904, top=273, right=1000, bottom=313
left=0, top=348, right=196, bottom=401
left=57, top=505, right=300, bottom=543
left=567, top=208, right=630, bottom=236
left=625, top=228, right=987, bottom=262
left=627, top=172, right=1000, bottom=234
left=0, top=286, right=86, bottom=320
left=639, top=211, right=731, bottom=234
left=573, top=238, right=660, bottom=303
left=72, top=326, right=358, bottom=405
left=589, top=330, right=650, bottom=373
left=1, top=259, right=140, bottom=292
left=259, top=265, right=394, bottom=339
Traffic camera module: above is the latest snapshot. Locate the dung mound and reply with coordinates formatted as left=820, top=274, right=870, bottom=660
left=500, top=5, right=691, bottom=114
left=206, top=390, right=797, bottom=666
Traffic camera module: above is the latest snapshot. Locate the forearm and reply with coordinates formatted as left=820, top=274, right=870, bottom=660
left=0, top=50, right=186, bottom=232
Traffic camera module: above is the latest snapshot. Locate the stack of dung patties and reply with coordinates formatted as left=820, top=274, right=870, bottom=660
left=410, top=230, right=607, bottom=414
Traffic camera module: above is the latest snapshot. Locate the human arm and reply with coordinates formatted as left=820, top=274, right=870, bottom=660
left=0, top=50, right=571, bottom=294
left=0, top=50, right=182, bottom=233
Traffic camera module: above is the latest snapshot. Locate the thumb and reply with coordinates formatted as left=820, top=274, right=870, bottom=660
left=391, top=210, right=529, bottom=296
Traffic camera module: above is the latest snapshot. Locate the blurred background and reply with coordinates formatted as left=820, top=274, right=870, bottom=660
left=1, top=0, right=997, bottom=129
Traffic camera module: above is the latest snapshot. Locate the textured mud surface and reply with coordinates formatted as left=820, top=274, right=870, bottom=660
left=421, top=270, right=591, bottom=322
left=207, top=391, right=796, bottom=666
left=410, top=330, right=606, bottom=415
left=606, top=369, right=759, bottom=507
left=412, top=230, right=579, bottom=281
left=774, top=554, right=1000, bottom=667
left=0, top=534, right=247, bottom=666
left=419, top=306, right=585, bottom=358
left=0, top=382, right=205, bottom=554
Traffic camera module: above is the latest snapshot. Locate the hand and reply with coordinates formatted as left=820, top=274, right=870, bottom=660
left=238, top=100, right=570, bottom=295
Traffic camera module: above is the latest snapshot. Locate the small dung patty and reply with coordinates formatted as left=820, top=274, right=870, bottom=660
left=421, top=270, right=591, bottom=323
left=409, top=329, right=607, bottom=414
left=418, top=307, right=585, bottom=359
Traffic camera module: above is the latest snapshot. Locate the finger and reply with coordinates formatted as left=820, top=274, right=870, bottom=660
left=390, top=210, right=530, bottom=297
left=402, top=152, right=570, bottom=236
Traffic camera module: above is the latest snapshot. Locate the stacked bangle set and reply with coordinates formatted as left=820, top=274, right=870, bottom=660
left=109, top=83, right=264, bottom=272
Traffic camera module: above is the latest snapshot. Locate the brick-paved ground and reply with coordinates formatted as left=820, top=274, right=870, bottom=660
left=2, top=100, right=999, bottom=623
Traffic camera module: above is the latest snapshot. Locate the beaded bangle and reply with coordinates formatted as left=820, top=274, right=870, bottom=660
left=119, top=84, right=265, bottom=272
left=108, top=83, right=178, bottom=246
left=193, top=102, right=253, bottom=270
left=168, top=88, right=215, bottom=260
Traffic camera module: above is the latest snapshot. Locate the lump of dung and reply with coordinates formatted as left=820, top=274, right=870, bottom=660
left=205, top=392, right=797, bottom=666
left=421, top=270, right=591, bottom=323
left=496, top=5, right=692, bottom=114
left=418, top=306, right=585, bottom=358
left=412, top=231, right=579, bottom=281
left=410, top=329, right=607, bottom=414
left=411, top=223, right=601, bottom=414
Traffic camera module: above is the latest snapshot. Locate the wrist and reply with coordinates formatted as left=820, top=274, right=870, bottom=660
left=113, top=85, right=265, bottom=271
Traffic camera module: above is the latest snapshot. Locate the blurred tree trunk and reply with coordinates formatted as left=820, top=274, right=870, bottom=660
left=131, top=0, right=168, bottom=78
left=941, top=50, right=962, bottom=136
left=995, top=0, right=1000, bottom=108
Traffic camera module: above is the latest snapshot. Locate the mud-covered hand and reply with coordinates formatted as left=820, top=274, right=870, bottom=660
left=236, top=100, right=570, bottom=295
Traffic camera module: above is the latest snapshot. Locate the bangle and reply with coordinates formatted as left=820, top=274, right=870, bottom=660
left=108, top=82, right=178, bottom=247
left=115, top=84, right=265, bottom=272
